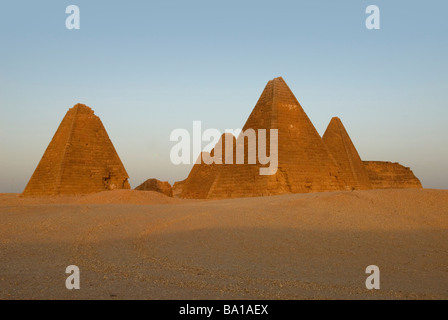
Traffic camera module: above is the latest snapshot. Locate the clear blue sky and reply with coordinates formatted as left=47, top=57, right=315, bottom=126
left=1, top=0, right=447, bottom=192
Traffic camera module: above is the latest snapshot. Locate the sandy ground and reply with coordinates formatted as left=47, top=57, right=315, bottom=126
left=0, top=189, right=447, bottom=300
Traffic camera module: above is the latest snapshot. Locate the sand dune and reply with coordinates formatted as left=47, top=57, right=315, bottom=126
left=0, top=189, right=447, bottom=299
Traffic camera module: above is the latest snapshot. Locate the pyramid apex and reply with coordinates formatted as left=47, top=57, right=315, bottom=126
left=271, top=77, right=294, bottom=93
left=71, top=103, right=94, bottom=113
left=330, top=116, right=342, bottom=124
left=272, top=76, right=285, bottom=82
left=73, top=103, right=88, bottom=108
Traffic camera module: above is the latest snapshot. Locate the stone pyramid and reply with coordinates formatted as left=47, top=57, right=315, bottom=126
left=181, top=133, right=233, bottom=199
left=181, top=151, right=219, bottom=199
left=322, top=117, right=372, bottom=190
left=23, top=104, right=130, bottom=196
left=182, top=77, right=344, bottom=199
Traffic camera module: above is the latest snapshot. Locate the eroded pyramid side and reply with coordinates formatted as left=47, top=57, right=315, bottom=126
left=363, top=161, right=422, bottom=189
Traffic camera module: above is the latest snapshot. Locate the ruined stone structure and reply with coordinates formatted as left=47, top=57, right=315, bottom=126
left=135, top=179, right=173, bottom=197
left=363, top=161, right=422, bottom=189
left=23, top=104, right=130, bottom=196
left=181, top=77, right=422, bottom=199
left=322, top=117, right=372, bottom=190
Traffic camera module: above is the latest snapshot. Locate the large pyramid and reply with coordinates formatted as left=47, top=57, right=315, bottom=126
left=322, top=117, right=372, bottom=190
left=181, top=77, right=344, bottom=199
left=23, top=104, right=130, bottom=196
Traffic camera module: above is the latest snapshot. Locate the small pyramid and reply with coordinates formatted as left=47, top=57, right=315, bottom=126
left=181, top=133, right=234, bottom=199
left=182, top=77, right=344, bottom=198
left=322, top=117, right=372, bottom=190
left=23, top=104, right=130, bottom=196
left=180, top=151, right=218, bottom=199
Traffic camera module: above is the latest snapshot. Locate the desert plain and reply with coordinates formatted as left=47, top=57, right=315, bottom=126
left=0, top=188, right=447, bottom=300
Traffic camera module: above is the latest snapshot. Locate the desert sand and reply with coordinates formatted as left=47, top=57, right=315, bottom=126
left=0, top=189, right=447, bottom=300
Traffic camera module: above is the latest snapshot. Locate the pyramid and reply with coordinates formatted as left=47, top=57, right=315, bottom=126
left=23, top=104, right=130, bottom=196
left=182, top=77, right=344, bottom=199
left=322, top=117, right=372, bottom=190
left=181, top=152, right=219, bottom=199
left=181, top=133, right=234, bottom=199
